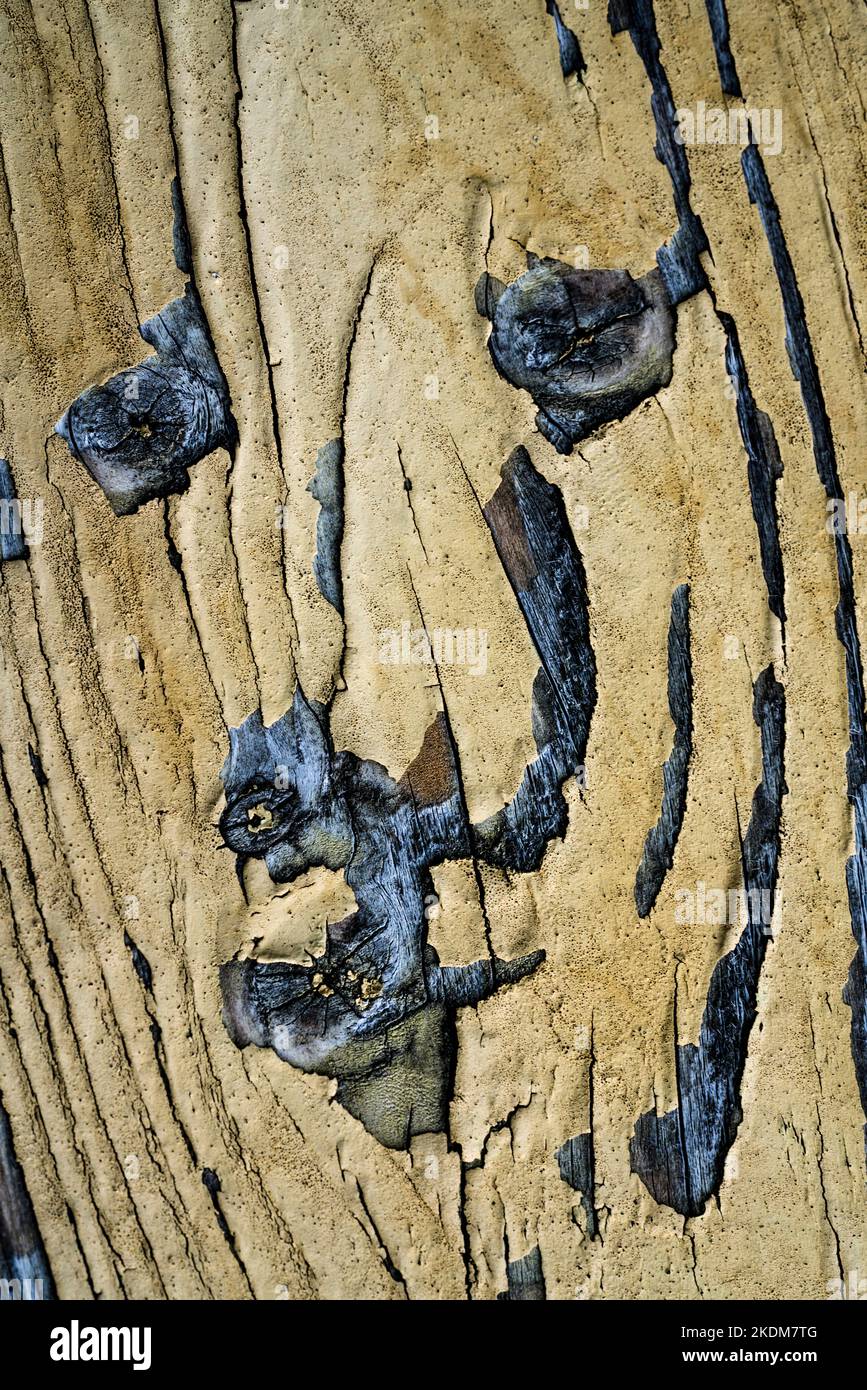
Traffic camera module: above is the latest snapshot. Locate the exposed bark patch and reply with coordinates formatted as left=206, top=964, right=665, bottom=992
left=556, top=1132, right=598, bottom=1238
left=308, top=439, right=345, bottom=615
left=635, top=583, right=692, bottom=918
left=498, top=1243, right=546, bottom=1300
left=719, top=313, right=786, bottom=638
left=123, top=931, right=154, bottom=995
left=28, top=746, right=48, bottom=788
left=545, top=0, right=586, bottom=81
left=218, top=449, right=596, bottom=1146
left=703, top=0, right=744, bottom=97
left=201, top=1166, right=254, bottom=1295
left=400, top=712, right=462, bottom=808
left=476, top=258, right=675, bottom=453
left=478, top=448, right=598, bottom=868
left=55, top=179, right=237, bottom=515
left=630, top=667, right=786, bottom=1215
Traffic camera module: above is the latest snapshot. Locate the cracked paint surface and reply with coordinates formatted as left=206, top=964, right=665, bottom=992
left=0, top=0, right=864, bottom=1303
left=219, top=448, right=596, bottom=1146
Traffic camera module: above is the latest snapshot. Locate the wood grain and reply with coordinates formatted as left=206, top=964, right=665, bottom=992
left=0, top=0, right=865, bottom=1300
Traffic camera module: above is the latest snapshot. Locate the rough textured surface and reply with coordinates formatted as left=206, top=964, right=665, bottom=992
left=739, top=138, right=867, bottom=1166
left=0, top=0, right=865, bottom=1302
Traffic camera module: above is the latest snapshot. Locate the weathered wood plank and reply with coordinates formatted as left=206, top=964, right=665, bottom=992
left=0, top=0, right=864, bottom=1301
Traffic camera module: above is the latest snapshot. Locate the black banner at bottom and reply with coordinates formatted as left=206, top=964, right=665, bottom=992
left=1, top=1296, right=863, bottom=1376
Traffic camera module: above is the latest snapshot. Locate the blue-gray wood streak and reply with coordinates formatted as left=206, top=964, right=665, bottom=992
left=740, top=139, right=867, bottom=1165
left=28, top=746, right=48, bottom=789
left=119, top=926, right=255, bottom=1290
left=55, top=179, right=237, bottom=515
left=0, top=459, right=27, bottom=561
left=701, top=0, right=866, bottom=1169
left=476, top=258, right=675, bottom=454
left=630, top=667, right=786, bottom=1216
left=556, top=1133, right=598, bottom=1239
left=0, top=1093, right=54, bottom=1299
left=545, top=0, right=586, bottom=81
left=477, top=447, right=597, bottom=867
left=703, top=0, right=743, bottom=97
left=608, top=0, right=710, bottom=306
left=498, top=1244, right=546, bottom=1300
left=308, top=439, right=345, bottom=615
left=719, top=313, right=786, bottom=639
left=218, top=447, right=596, bottom=1147
left=609, top=0, right=786, bottom=643
left=479, top=0, right=723, bottom=459
left=634, top=583, right=692, bottom=919
left=606, top=0, right=795, bottom=1216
